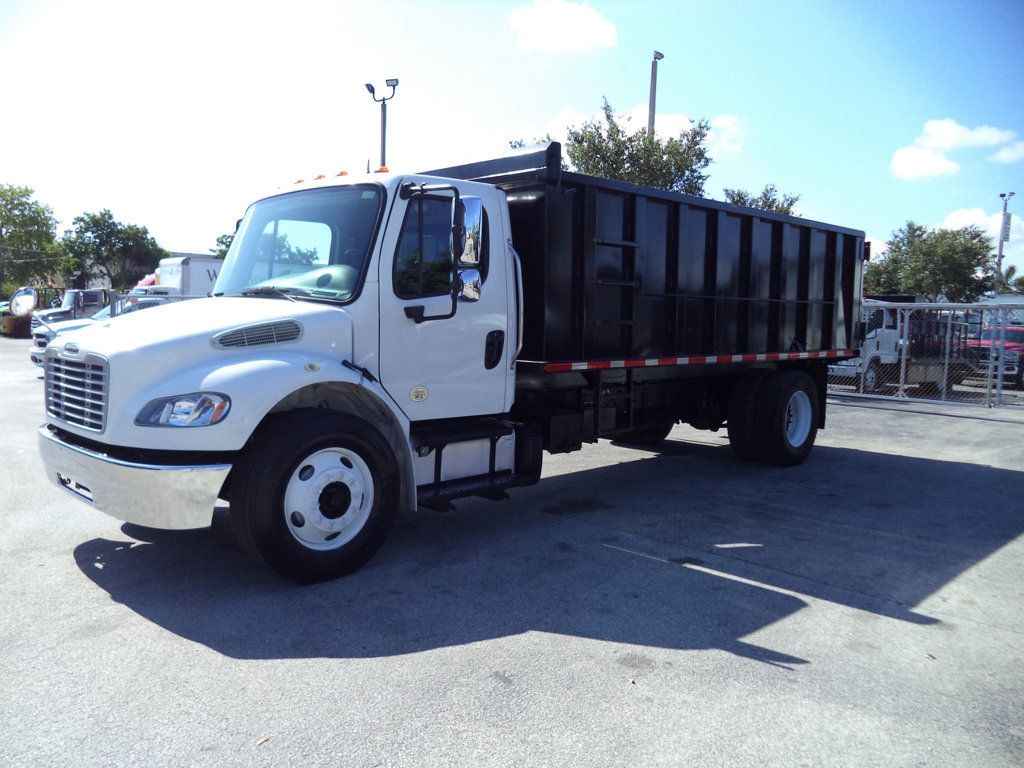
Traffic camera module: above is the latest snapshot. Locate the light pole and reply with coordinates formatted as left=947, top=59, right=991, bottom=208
left=647, top=51, right=664, bottom=136
left=996, top=191, right=1015, bottom=283
left=365, top=78, right=399, bottom=169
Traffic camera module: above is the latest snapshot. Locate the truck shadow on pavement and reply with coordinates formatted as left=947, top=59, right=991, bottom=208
left=72, top=439, right=1023, bottom=664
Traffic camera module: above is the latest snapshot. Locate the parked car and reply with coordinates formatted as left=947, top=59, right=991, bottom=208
left=967, top=325, right=1024, bottom=389
left=29, top=297, right=169, bottom=366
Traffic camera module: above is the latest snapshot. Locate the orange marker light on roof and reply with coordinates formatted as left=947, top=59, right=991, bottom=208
left=375, top=166, right=389, bottom=173
left=294, top=179, right=305, bottom=185
left=313, top=174, right=326, bottom=180
left=336, top=170, right=349, bottom=176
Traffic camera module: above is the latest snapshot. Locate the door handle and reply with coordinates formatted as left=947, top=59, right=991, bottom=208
left=485, top=330, right=505, bottom=370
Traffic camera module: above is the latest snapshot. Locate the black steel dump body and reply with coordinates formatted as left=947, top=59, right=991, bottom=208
left=427, top=143, right=865, bottom=367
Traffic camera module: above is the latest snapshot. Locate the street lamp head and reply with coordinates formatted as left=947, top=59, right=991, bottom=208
left=365, top=83, right=375, bottom=95
left=385, top=78, right=399, bottom=88
left=653, top=51, right=664, bottom=61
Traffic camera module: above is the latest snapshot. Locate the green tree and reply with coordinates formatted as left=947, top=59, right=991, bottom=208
left=0, top=184, right=62, bottom=294
left=61, top=210, right=169, bottom=290
left=509, top=134, right=554, bottom=150
left=863, top=221, right=992, bottom=302
left=564, top=99, right=712, bottom=196
left=211, top=233, right=234, bottom=258
left=723, top=184, right=800, bottom=215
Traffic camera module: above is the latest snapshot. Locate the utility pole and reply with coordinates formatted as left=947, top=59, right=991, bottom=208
left=647, top=51, right=664, bottom=136
left=365, top=79, right=399, bottom=169
left=996, top=191, right=1014, bottom=283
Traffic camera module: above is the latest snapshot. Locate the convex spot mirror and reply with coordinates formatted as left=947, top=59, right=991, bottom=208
left=450, top=196, right=483, bottom=266
left=10, top=286, right=38, bottom=317
left=457, top=269, right=481, bottom=302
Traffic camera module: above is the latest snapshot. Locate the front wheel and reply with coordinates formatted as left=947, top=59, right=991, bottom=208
left=230, top=410, right=400, bottom=583
left=859, top=361, right=880, bottom=394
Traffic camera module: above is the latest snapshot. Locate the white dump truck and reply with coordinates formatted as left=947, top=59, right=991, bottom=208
left=37, top=144, right=865, bottom=582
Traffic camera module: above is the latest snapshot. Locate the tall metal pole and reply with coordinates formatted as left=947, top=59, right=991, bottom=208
left=996, top=191, right=1014, bottom=282
left=365, top=78, right=399, bottom=170
left=647, top=51, right=663, bottom=136
left=380, top=99, right=387, bottom=168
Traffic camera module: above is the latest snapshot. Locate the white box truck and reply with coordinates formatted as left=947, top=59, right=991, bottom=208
left=148, top=255, right=222, bottom=296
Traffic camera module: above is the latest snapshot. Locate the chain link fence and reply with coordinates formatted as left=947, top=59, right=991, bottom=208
left=828, top=301, right=1024, bottom=408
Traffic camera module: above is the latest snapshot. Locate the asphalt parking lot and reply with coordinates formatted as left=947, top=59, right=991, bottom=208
left=2, top=333, right=1022, bottom=768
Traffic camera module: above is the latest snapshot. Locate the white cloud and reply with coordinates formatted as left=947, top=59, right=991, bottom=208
left=708, top=115, right=743, bottom=157
left=916, top=119, right=1014, bottom=151
left=939, top=207, right=997, bottom=232
left=890, top=118, right=1018, bottom=179
left=891, top=146, right=961, bottom=179
left=989, top=141, right=1024, bottom=164
left=507, top=0, right=617, bottom=53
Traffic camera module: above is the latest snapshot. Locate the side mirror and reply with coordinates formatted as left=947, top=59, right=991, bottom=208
left=9, top=287, right=38, bottom=317
left=451, top=196, right=483, bottom=265
left=458, top=269, right=481, bottom=302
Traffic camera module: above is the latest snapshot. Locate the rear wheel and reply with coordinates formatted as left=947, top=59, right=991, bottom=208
left=755, top=371, right=818, bottom=465
left=730, top=370, right=819, bottom=466
left=230, top=410, right=399, bottom=583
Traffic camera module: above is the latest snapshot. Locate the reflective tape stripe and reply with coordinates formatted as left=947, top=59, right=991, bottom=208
left=541, top=349, right=856, bottom=373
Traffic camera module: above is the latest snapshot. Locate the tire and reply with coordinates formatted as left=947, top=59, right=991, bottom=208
left=616, top=419, right=675, bottom=447
left=734, top=370, right=819, bottom=466
left=860, top=361, right=880, bottom=394
left=230, top=410, right=400, bottom=583
left=727, top=371, right=768, bottom=461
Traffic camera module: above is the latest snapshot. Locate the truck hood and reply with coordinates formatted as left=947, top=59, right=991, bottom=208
left=35, top=316, right=98, bottom=339
left=34, top=307, right=76, bottom=323
left=53, top=296, right=354, bottom=364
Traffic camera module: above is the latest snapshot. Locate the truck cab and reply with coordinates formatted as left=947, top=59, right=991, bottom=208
left=31, top=288, right=110, bottom=331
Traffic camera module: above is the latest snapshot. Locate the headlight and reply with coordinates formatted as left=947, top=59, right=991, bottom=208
left=135, top=393, right=231, bottom=427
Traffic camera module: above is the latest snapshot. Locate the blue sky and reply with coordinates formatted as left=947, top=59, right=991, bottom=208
left=1, top=0, right=1022, bottom=272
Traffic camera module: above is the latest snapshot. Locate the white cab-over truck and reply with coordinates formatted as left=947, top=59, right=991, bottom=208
left=38, top=144, right=865, bottom=582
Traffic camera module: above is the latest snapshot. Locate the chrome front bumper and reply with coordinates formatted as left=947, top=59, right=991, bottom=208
left=38, top=425, right=231, bottom=530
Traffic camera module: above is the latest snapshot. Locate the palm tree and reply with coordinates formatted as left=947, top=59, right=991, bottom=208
left=994, top=264, right=1024, bottom=294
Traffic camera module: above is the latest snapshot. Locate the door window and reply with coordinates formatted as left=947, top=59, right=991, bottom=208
left=394, top=197, right=454, bottom=299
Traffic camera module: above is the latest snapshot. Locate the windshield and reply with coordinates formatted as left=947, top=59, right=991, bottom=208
left=214, top=184, right=384, bottom=303
left=980, top=329, right=1024, bottom=343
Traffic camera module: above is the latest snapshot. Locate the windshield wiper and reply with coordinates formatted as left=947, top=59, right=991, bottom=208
left=239, top=286, right=305, bottom=302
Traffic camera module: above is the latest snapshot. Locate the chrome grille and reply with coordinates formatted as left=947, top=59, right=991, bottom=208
left=213, top=320, right=302, bottom=349
left=45, top=351, right=108, bottom=432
